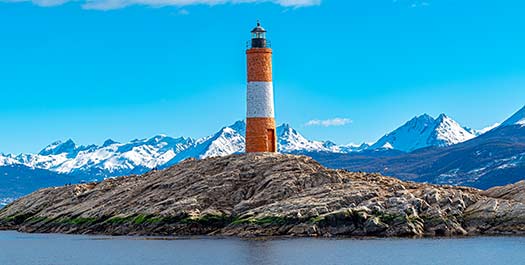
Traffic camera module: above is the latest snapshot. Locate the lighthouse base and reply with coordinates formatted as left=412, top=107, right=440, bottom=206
left=246, top=117, right=277, bottom=153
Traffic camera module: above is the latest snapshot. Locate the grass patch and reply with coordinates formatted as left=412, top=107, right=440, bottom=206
left=27, top=216, right=51, bottom=224
left=130, top=215, right=169, bottom=225
left=104, top=216, right=134, bottom=225
left=132, top=215, right=147, bottom=225
left=66, top=217, right=98, bottom=225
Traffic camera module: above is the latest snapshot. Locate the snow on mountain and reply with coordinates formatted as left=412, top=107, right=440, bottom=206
left=375, top=142, right=394, bottom=150
left=433, top=114, right=476, bottom=145
left=13, top=136, right=194, bottom=177
left=3, top=121, right=363, bottom=177
left=276, top=123, right=368, bottom=153
left=199, top=121, right=246, bottom=158
left=169, top=121, right=349, bottom=166
left=466, top=123, right=501, bottom=136
left=336, top=143, right=371, bottom=153
left=166, top=121, right=247, bottom=166
left=501, top=105, right=525, bottom=127
left=277, top=124, right=330, bottom=153
left=3, top=114, right=474, bottom=177
left=39, top=139, right=78, bottom=156
left=370, top=114, right=475, bottom=152
left=0, top=154, right=19, bottom=166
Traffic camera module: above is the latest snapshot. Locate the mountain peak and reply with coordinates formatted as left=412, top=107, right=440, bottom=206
left=279, top=123, right=292, bottom=130
left=436, top=113, right=449, bottom=121
left=432, top=114, right=475, bottom=145
left=229, top=120, right=246, bottom=132
left=414, top=113, right=435, bottom=122
left=102, top=139, right=118, bottom=147
left=147, top=134, right=170, bottom=144
left=277, top=124, right=333, bottom=153
left=501, top=105, right=525, bottom=127
left=39, top=139, right=77, bottom=156
left=403, top=114, right=436, bottom=129
left=370, top=114, right=474, bottom=152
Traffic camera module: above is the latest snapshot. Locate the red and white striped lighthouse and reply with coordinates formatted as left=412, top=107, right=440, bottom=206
left=246, top=21, right=277, bottom=153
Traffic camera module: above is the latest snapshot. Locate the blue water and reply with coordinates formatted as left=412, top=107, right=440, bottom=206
left=1, top=231, right=525, bottom=265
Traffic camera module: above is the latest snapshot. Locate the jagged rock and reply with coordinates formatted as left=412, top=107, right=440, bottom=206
left=1, top=153, right=525, bottom=238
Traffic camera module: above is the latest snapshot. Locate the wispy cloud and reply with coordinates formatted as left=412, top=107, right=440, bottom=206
left=305, top=118, right=352, bottom=127
left=2, top=0, right=321, bottom=10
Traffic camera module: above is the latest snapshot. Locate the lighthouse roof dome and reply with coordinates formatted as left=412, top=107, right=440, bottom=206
left=251, top=22, right=267, bottom=33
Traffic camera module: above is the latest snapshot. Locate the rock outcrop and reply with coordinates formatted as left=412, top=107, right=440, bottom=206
left=1, top=153, right=525, bottom=237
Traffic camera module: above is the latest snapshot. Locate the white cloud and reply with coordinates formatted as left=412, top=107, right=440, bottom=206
left=2, top=0, right=320, bottom=10
left=305, top=118, right=352, bottom=127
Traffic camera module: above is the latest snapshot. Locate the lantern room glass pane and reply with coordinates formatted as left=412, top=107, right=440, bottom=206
left=252, top=32, right=266, bottom=39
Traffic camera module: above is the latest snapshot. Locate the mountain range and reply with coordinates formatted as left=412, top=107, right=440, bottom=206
left=307, top=106, right=525, bottom=189
left=1, top=105, right=524, bottom=204
left=0, top=112, right=492, bottom=177
left=0, top=121, right=354, bottom=179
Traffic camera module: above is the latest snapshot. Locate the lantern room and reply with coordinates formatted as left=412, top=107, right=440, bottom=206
left=250, top=21, right=268, bottom=48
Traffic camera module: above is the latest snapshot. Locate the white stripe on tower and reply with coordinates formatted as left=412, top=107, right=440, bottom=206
left=247, top=82, right=275, bottom=118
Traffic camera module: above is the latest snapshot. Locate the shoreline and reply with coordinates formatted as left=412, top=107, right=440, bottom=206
left=3, top=229, right=525, bottom=241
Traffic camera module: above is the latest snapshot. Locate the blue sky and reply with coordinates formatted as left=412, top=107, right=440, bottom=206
left=1, top=0, right=525, bottom=153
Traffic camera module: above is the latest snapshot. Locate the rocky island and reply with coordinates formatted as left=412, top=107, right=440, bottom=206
left=1, top=153, right=525, bottom=238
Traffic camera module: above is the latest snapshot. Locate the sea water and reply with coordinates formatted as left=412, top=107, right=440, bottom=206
left=1, top=231, right=525, bottom=265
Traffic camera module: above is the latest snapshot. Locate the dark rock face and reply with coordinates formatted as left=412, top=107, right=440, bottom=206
left=1, top=153, right=525, bottom=238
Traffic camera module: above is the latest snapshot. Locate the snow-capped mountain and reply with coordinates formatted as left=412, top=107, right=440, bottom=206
left=1, top=121, right=356, bottom=178
left=0, top=110, right=504, bottom=180
left=9, top=136, right=194, bottom=177
left=164, top=121, right=246, bottom=166
left=309, top=105, right=525, bottom=189
left=370, top=114, right=476, bottom=152
left=278, top=124, right=334, bottom=153
left=0, top=115, right=475, bottom=178
left=277, top=123, right=369, bottom=153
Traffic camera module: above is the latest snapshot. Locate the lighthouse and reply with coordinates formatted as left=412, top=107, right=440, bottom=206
left=246, top=21, right=277, bottom=153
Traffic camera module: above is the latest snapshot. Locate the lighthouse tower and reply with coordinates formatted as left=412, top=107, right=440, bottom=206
left=246, top=21, right=277, bottom=153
